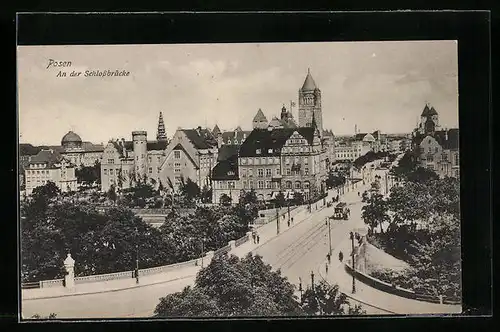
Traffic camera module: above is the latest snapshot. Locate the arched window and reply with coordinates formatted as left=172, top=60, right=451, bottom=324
left=304, top=181, right=310, bottom=189
left=286, top=181, right=292, bottom=189
left=295, top=181, right=301, bottom=189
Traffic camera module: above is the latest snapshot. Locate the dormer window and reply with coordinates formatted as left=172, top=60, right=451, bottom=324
left=228, top=171, right=235, bottom=176
left=268, top=149, right=273, bottom=154
left=256, top=149, right=261, bottom=155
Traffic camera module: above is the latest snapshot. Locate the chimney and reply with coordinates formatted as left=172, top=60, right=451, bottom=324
left=196, top=126, right=202, bottom=136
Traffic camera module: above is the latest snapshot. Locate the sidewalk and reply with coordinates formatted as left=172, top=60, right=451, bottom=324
left=317, top=238, right=462, bottom=315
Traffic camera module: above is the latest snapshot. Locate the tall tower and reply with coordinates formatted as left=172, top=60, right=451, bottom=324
left=253, top=108, right=268, bottom=129
left=156, top=112, right=167, bottom=141
left=298, top=68, right=323, bottom=134
left=132, top=131, right=148, bottom=180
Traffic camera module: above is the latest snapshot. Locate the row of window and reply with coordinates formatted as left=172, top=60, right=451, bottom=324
left=240, top=156, right=310, bottom=166
left=239, top=167, right=310, bottom=177
left=25, top=170, right=50, bottom=175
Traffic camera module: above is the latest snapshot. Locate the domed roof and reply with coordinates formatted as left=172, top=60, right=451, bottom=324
left=301, top=68, right=318, bottom=91
left=61, top=131, right=82, bottom=145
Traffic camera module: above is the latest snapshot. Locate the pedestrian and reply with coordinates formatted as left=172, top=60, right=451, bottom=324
left=357, top=191, right=360, bottom=196
left=327, top=253, right=331, bottom=264
left=325, top=263, right=329, bottom=273
left=257, top=235, right=260, bottom=244
left=291, top=217, right=294, bottom=224
left=287, top=220, right=290, bottom=227
left=252, top=232, right=256, bottom=244
left=339, top=251, right=344, bottom=262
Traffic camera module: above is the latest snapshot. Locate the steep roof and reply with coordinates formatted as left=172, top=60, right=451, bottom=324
left=28, top=149, right=65, bottom=168
left=217, top=144, right=239, bottom=162
left=221, top=130, right=251, bottom=144
left=182, top=128, right=217, bottom=150
left=81, top=142, right=105, bottom=152
left=435, top=129, right=459, bottom=150
left=239, top=127, right=316, bottom=157
left=301, top=68, right=318, bottom=91
left=253, top=108, right=267, bottom=122
left=146, top=140, right=168, bottom=151
left=212, top=124, right=221, bottom=136
left=19, top=143, right=41, bottom=156
left=211, top=160, right=239, bottom=180
left=421, top=104, right=438, bottom=116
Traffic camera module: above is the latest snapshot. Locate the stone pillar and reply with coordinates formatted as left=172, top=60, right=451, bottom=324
left=246, top=231, right=253, bottom=240
left=228, top=240, right=236, bottom=249
left=63, top=253, right=75, bottom=289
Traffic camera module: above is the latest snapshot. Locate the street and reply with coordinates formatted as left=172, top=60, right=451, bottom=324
left=22, top=166, right=402, bottom=318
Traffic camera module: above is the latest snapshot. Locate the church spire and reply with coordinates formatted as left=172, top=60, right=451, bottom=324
left=156, top=112, right=167, bottom=141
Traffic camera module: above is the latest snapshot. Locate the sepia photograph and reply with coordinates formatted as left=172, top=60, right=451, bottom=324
left=17, top=40, right=462, bottom=320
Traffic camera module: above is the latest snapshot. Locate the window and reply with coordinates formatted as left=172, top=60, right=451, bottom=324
left=435, top=147, right=439, bottom=153
left=148, top=156, right=152, bottom=163
left=285, top=158, right=290, bottom=165
left=304, top=168, right=309, bottom=176
left=174, top=169, right=181, bottom=173
left=248, top=158, right=253, bottom=165
left=142, top=154, right=145, bottom=159
left=136, top=156, right=139, bottom=161
left=258, top=169, right=264, bottom=177
left=268, top=149, right=273, bottom=154
left=241, top=168, right=247, bottom=177
left=104, top=169, right=108, bottom=175
left=157, top=167, right=161, bottom=173
left=157, top=156, right=161, bottom=162
left=229, top=182, right=235, bottom=189
left=109, top=169, right=114, bottom=175
left=243, top=181, right=248, bottom=189
left=304, top=158, right=309, bottom=165
left=266, top=169, right=272, bottom=177
left=442, top=153, right=448, bottom=161
left=304, top=181, right=310, bottom=189
left=295, top=181, right=301, bottom=189
left=174, top=151, right=181, bottom=159
left=256, top=149, right=261, bottom=155
left=248, top=169, right=253, bottom=177
left=276, top=168, right=281, bottom=175
left=241, top=158, right=247, bottom=165
left=266, top=181, right=272, bottom=189
left=258, top=180, right=264, bottom=189
left=286, top=168, right=291, bottom=175
left=174, top=163, right=181, bottom=168
left=454, top=154, right=459, bottom=165
left=427, top=155, right=433, bottom=162
left=149, top=167, right=152, bottom=174
left=249, top=181, right=254, bottom=189
left=286, top=181, right=292, bottom=189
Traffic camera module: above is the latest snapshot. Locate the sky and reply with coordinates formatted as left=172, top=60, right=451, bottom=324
left=17, top=41, right=458, bottom=146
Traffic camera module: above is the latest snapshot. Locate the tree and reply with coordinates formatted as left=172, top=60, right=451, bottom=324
left=406, top=167, right=439, bottom=184
left=154, top=286, right=221, bottom=317
left=361, top=192, right=390, bottom=233
left=293, top=192, right=304, bottom=205
left=275, top=191, right=286, bottom=208
left=179, top=177, right=201, bottom=203
left=220, top=193, right=232, bottom=206
left=301, top=281, right=358, bottom=315
left=75, top=161, right=101, bottom=186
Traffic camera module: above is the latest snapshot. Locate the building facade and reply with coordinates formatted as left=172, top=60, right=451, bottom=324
left=100, top=113, right=169, bottom=192
left=159, top=127, right=218, bottom=191
left=412, top=104, right=459, bottom=178
left=24, top=149, right=77, bottom=195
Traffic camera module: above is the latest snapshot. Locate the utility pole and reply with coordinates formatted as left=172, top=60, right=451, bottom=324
left=327, top=218, right=332, bottom=257
left=385, top=171, right=388, bottom=195
left=276, top=203, right=280, bottom=235
left=201, top=238, right=205, bottom=268
left=298, top=277, right=303, bottom=303
left=287, top=202, right=290, bottom=222
left=310, top=271, right=315, bottom=292
left=349, top=231, right=356, bottom=293
left=135, top=227, right=139, bottom=284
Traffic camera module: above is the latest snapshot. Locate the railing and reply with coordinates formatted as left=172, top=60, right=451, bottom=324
left=213, top=245, right=231, bottom=257
left=75, top=270, right=134, bottom=284
left=344, top=262, right=461, bottom=305
left=40, top=279, right=64, bottom=288
left=139, top=258, right=199, bottom=277
left=234, top=234, right=249, bottom=247
left=21, top=281, right=41, bottom=289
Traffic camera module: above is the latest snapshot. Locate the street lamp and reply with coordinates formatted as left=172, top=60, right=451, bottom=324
left=135, top=227, right=139, bottom=284
left=327, top=218, right=332, bottom=257
left=275, top=203, right=280, bottom=235
left=349, top=231, right=356, bottom=293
